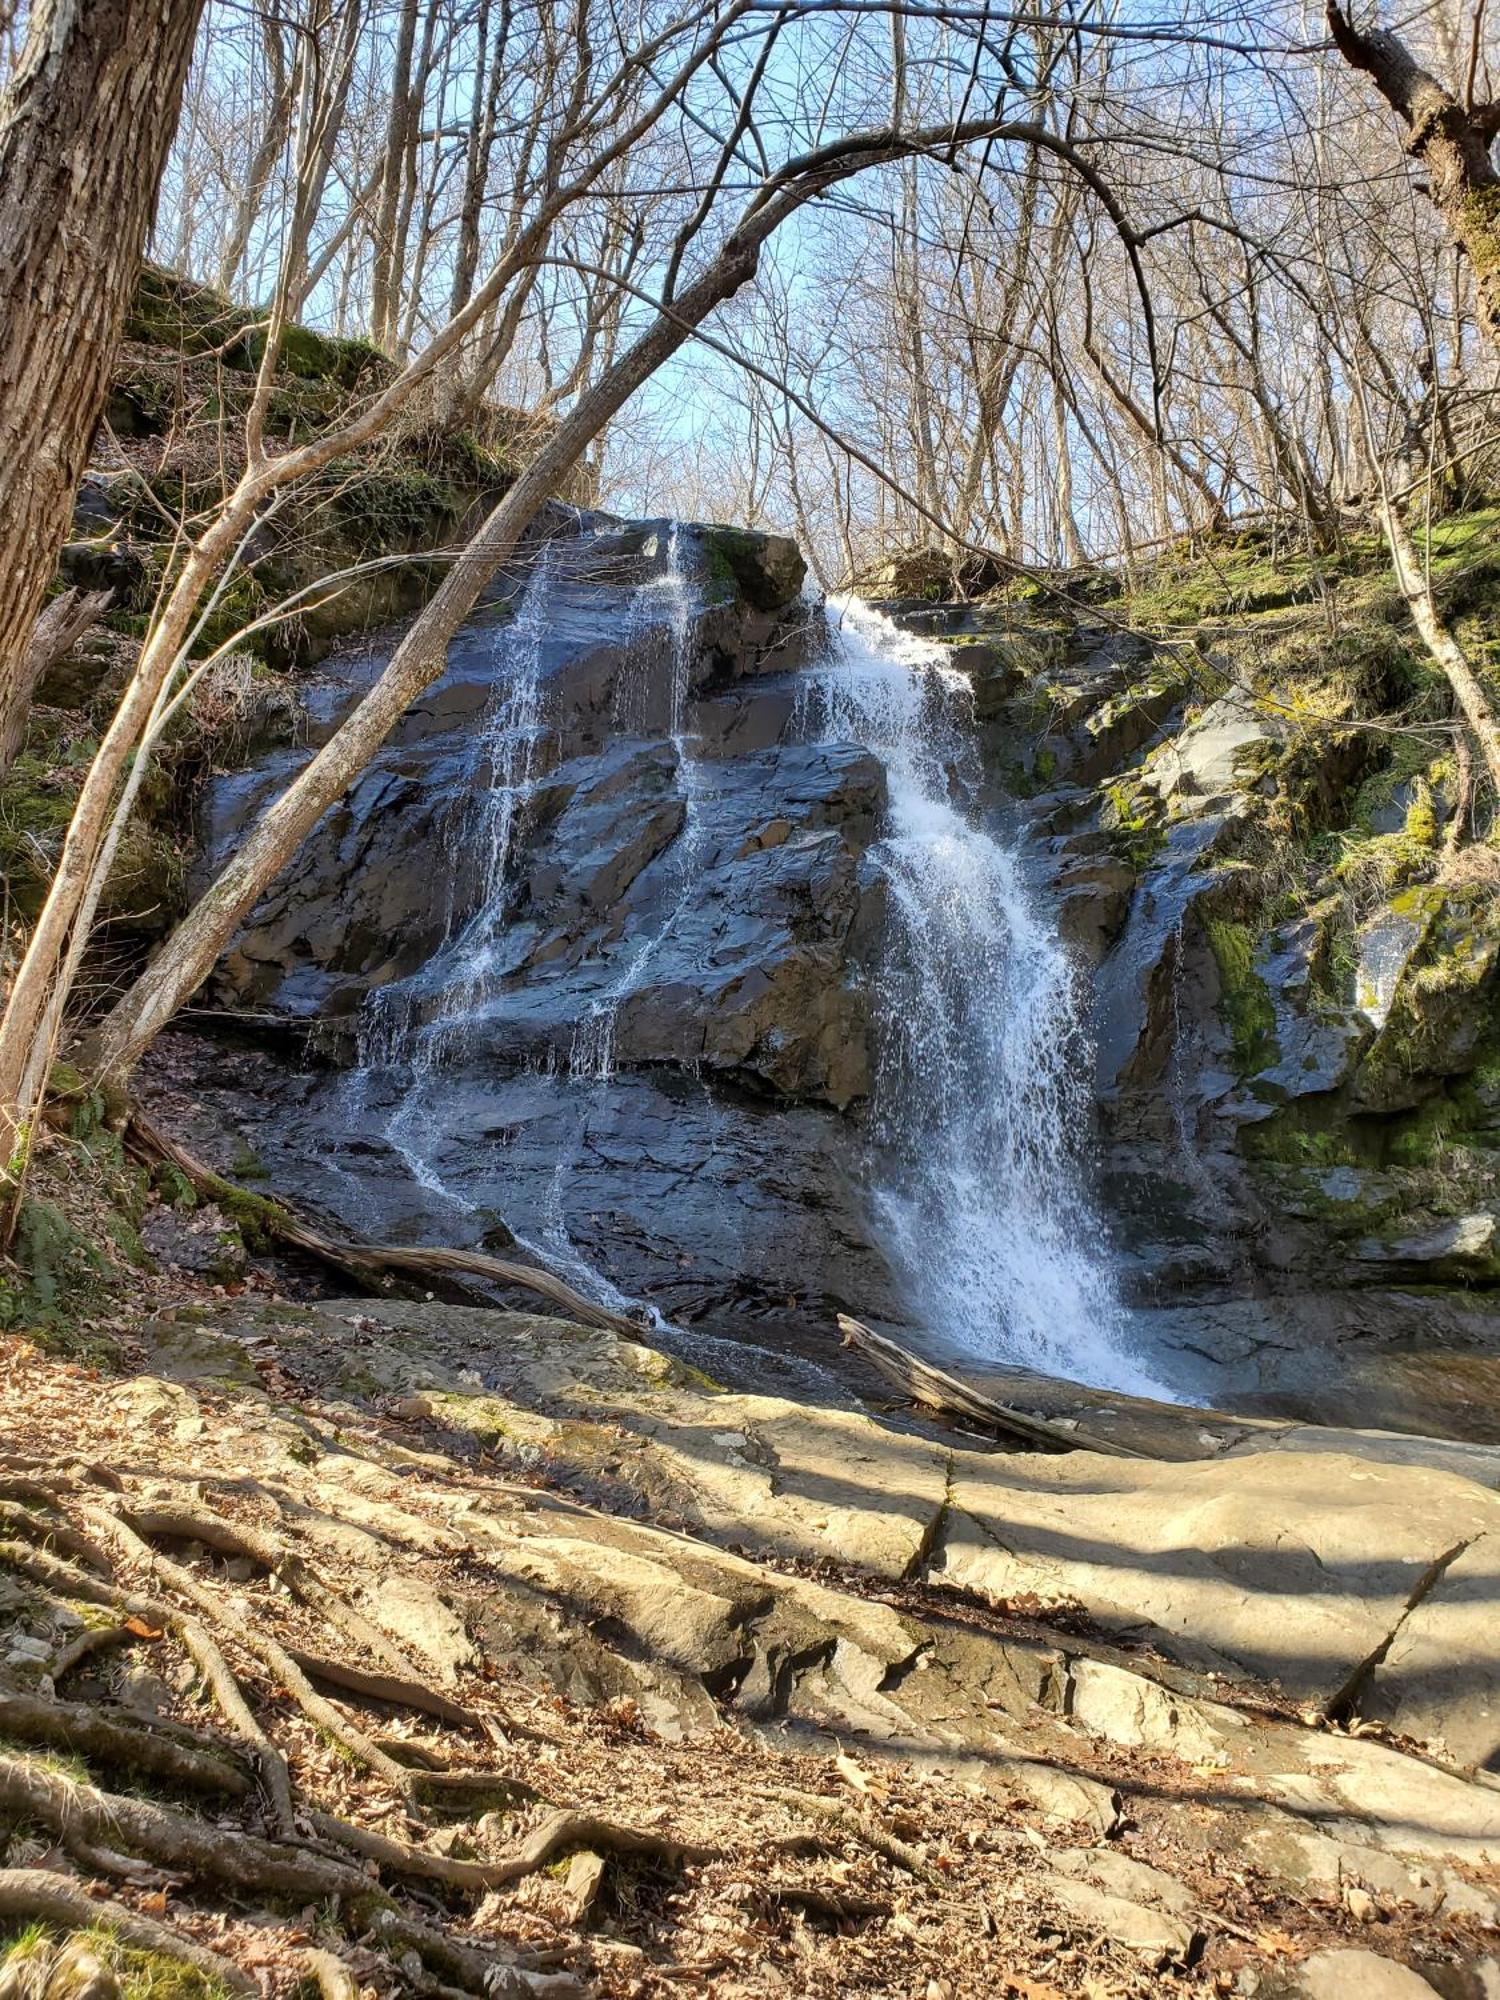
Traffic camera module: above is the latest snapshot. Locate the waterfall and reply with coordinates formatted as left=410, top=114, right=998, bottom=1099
left=808, top=597, right=1166, bottom=1397
left=319, top=528, right=1163, bottom=1401
left=339, top=542, right=558, bottom=1213
left=571, top=523, right=703, bottom=1081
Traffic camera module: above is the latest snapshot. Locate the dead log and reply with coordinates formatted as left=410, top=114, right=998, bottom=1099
left=125, top=1105, right=642, bottom=1336
left=836, top=1315, right=1147, bottom=1459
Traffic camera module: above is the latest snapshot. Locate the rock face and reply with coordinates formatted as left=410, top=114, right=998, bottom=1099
left=186, top=514, right=905, bottom=1359
left=148, top=1296, right=1500, bottom=1799
left=175, top=512, right=1500, bottom=1439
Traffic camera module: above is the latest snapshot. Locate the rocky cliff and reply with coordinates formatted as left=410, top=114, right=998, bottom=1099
left=145, top=510, right=1500, bottom=1442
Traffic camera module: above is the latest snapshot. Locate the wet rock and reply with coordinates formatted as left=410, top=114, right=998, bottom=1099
left=1054, top=855, right=1135, bottom=967
left=140, top=1202, right=247, bottom=1284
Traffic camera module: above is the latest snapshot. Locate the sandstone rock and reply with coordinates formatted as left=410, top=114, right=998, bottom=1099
left=936, top=1447, right=1500, bottom=1711
left=1043, top=1844, right=1197, bottom=1914
left=1271, top=1948, right=1438, bottom=1998
left=1065, top=1657, right=1232, bottom=1765
left=1359, top=1532, right=1500, bottom=1769
left=1036, top=1872, right=1199, bottom=1962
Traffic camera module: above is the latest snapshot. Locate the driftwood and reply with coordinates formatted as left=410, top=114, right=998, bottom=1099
left=837, top=1314, right=1147, bottom=1460
left=126, top=1105, right=642, bottom=1336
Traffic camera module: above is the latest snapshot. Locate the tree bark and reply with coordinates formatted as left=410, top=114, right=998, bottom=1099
left=1327, top=1, right=1500, bottom=345
left=1378, top=498, right=1500, bottom=797
left=0, top=0, right=207, bottom=771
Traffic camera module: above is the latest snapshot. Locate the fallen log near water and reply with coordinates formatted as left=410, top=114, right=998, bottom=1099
left=126, top=1106, right=644, bottom=1338
left=837, top=1313, right=1149, bottom=1458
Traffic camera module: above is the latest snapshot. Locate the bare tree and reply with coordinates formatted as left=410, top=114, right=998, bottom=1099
left=0, top=0, right=207, bottom=773
left=1327, top=0, right=1500, bottom=343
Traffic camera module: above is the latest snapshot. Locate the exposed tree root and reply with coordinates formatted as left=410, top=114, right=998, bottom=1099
left=284, top=1648, right=484, bottom=1731
left=80, top=1505, right=521, bottom=1812
left=764, top=1786, right=937, bottom=1882
left=0, top=1869, right=256, bottom=1997
left=0, top=1691, right=249, bottom=1798
left=0, top=1757, right=565, bottom=1997
left=121, top=1502, right=427, bottom=1685
left=304, top=1806, right=716, bottom=1892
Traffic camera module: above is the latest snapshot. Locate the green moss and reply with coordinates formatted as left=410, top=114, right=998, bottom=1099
left=151, top=1162, right=199, bottom=1210
left=1242, top=1104, right=1365, bottom=1167
left=1404, top=776, right=1439, bottom=847
left=0, top=1198, right=117, bottom=1360
left=1204, top=919, right=1279, bottom=1076
left=123, top=265, right=246, bottom=357
left=697, top=525, right=806, bottom=612
left=247, top=322, right=390, bottom=389
left=1385, top=1094, right=1463, bottom=1168
left=1100, top=777, right=1166, bottom=866
left=1329, top=830, right=1435, bottom=905
left=0, top=1924, right=233, bottom=2000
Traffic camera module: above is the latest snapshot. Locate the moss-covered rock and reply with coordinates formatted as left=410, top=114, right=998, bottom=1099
left=1205, top=917, right=1280, bottom=1076
left=1347, top=885, right=1500, bottom=1113
left=697, top=525, right=806, bottom=611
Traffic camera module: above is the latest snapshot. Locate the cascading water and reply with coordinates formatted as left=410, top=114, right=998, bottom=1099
left=807, top=597, right=1167, bottom=1398
left=313, top=524, right=1164, bottom=1401
left=340, top=542, right=556, bottom=1212
left=570, top=524, right=703, bottom=1082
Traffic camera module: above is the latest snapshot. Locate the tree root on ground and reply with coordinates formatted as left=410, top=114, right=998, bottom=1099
left=0, top=1870, right=256, bottom=1997
left=0, top=1462, right=716, bottom=1997
left=0, top=1692, right=249, bottom=1799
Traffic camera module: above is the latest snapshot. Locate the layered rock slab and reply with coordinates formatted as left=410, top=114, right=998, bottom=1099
left=145, top=1299, right=1500, bottom=1776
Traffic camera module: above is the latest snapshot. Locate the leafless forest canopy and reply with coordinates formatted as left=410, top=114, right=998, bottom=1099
left=30, top=0, right=1499, bottom=575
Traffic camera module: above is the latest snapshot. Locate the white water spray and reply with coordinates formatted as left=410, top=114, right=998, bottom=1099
left=809, top=597, right=1165, bottom=1397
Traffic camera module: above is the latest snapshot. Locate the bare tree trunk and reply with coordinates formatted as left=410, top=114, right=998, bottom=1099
left=0, top=590, right=112, bottom=770
left=217, top=16, right=294, bottom=293
left=1327, top=1, right=1500, bottom=344
left=450, top=0, right=510, bottom=316
left=369, top=0, right=421, bottom=351
left=1379, top=497, right=1500, bottom=795
left=0, top=0, right=207, bottom=773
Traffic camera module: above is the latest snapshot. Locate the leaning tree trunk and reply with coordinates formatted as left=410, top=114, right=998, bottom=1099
left=1327, top=1, right=1500, bottom=345
left=0, top=0, right=207, bottom=774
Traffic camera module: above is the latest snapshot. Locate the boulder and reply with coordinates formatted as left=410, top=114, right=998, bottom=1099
left=1267, top=1949, right=1440, bottom=1998
left=694, top=523, right=806, bottom=611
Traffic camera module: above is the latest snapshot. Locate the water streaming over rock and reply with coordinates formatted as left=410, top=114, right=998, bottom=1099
left=807, top=597, right=1167, bottom=1396
left=312, top=528, right=1162, bottom=1398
